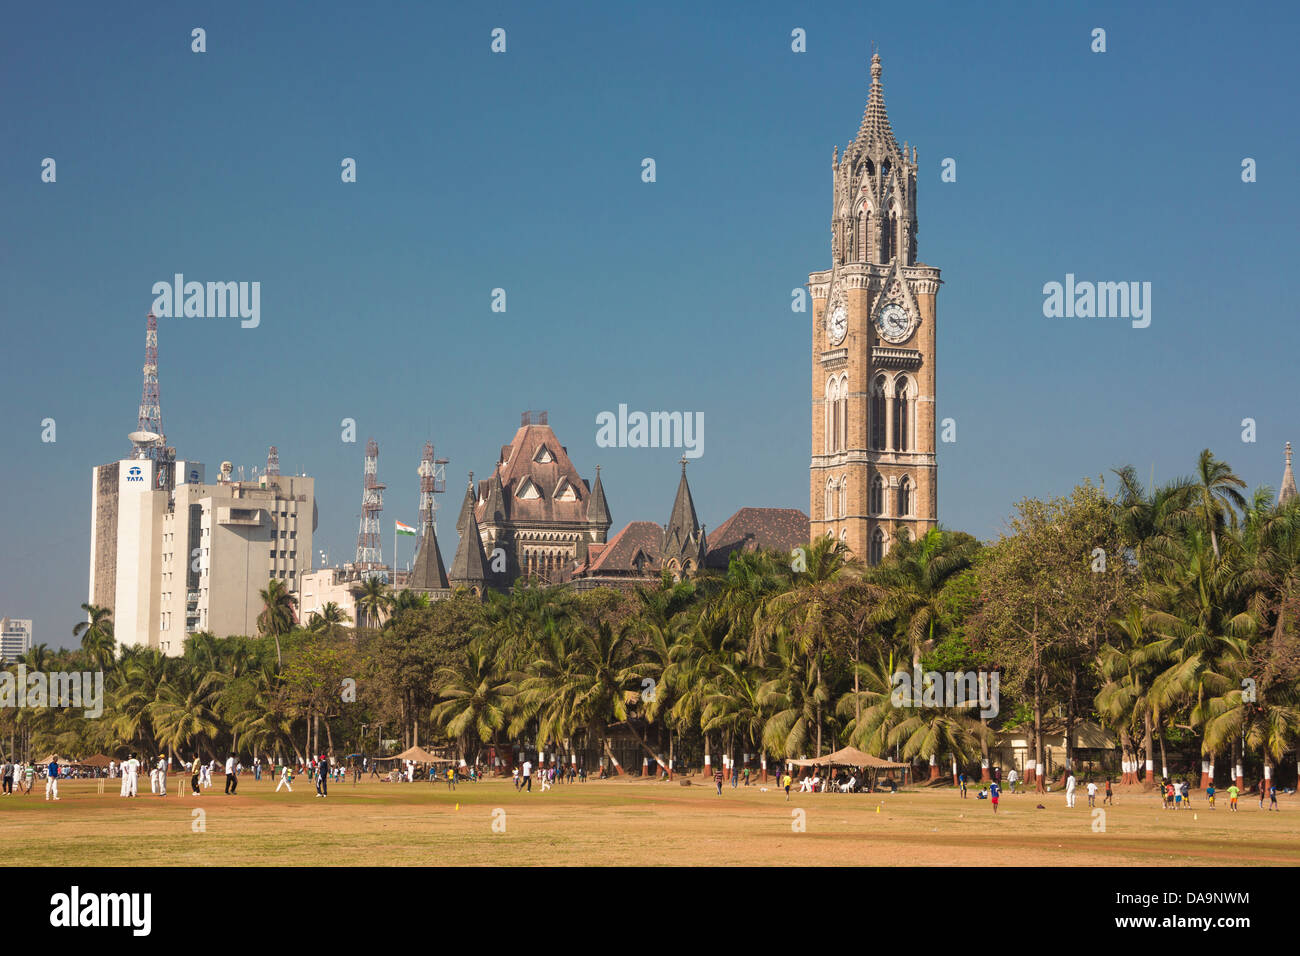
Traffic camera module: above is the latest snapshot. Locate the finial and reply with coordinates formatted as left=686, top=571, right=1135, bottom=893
left=680, top=455, right=688, bottom=474
left=871, top=52, right=882, bottom=82
left=595, top=464, right=601, bottom=475
left=1288, top=442, right=1293, bottom=466
left=468, top=471, right=474, bottom=483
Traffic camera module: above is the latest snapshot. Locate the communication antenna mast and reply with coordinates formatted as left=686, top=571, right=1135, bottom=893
left=355, top=439, right=385, bottom=570
left=128, top=311, right=166, bottom=461
left=417, top=440, right=448, bottom=541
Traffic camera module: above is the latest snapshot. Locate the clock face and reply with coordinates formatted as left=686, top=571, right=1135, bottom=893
left=827, top=300, right=848, bottom=345
left=876, top=302, right=912, bottom=343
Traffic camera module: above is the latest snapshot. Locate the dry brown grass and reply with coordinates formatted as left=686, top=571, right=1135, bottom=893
left=4, top=775, right=1297, bottom=866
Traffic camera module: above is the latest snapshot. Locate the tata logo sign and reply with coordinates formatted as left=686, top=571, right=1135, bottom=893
left=126, top=466, right=145, bottom=483
left=189, top=470, right=199, bottom=482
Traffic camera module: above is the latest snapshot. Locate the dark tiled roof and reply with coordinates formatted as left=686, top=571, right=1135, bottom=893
left=705, top=507, right=810, bottom=569
left=475, top=423, right=600, bottom=528
left=584, top=521, right=663, bottom=575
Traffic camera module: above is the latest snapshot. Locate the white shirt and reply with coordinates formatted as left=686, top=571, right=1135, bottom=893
left=522, top=761, right=532, bottom=777
left=1066, top=775, right=1076, bottom=790
left=124, top=758, right=140, bottom=775
left=225, top=757, right=235, bottom=774
left=1086, top=782, right=1097, bottom=794
left=157, top=758, right=167, bottom=771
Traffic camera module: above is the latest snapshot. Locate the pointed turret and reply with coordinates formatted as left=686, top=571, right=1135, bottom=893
left=450, top=507, right=491, bottom=588
left=408, top=514, right=450, bottom=591
left=456, top=472, right=476, bottom=536
left=483, top=466, right=507, bottom=524
left=587, top=465, right=611, bottom=529
left=1280, top=442, right=1297, bottom=507
left=662, top=458, right=706, bottom=570
left=854, top=53, right=899, bottom=158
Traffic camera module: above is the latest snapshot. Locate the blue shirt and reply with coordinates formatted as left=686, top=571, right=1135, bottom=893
left=48, top=762, right=58, bottom=778
left=989, top=783, right=1000, bottom=798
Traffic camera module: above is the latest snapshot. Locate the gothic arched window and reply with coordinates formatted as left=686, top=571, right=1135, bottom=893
left=870, top=528, right=886, bottom=565
left=838, top=373, right=849, bottom=451
left=893, top=378, right=910, bottom=451
left=898, top=476, right=912, bottom=517
left=825, top=378, right=839, bottom=453
left=838, top=475, right=848, bottom=518
left=870, top=375, right=887, bottom=450
left=870, top=474, right=884, bottom=515
left=825, top=478, right=835, bottom=521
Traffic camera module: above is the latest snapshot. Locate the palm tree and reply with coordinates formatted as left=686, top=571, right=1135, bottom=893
left=307, top=602, right=352, bottom=634
left=257, top=578, right=298, bottom=668
left=1190, top=449, right=1247, bottom=560
left=868, top=528, right=979, bottom=670
left=72, top=603, right=116, bottom=671
left=431, top=647, right=516, bottom=764
left=355, top=577, right=393, bottom=630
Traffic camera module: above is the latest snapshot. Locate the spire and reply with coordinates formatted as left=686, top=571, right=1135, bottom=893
left=456, top=472, right=476, bottom=536
left=1280, top=442, right=1297, bottom=507
left=483, top=466, right=507, bottom=523
left=449, top=507, right=490, bottom=586
left=663, top=457, right=706, bottom=565
left=587, top=465, right=611, bottom=528
left=408, top=512, right=450, bottom=591
left=854, top=53, right=899, bottom=156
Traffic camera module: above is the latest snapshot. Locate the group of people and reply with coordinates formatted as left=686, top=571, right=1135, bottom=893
left=0, top=758, right=35, bottom=794
left=511, top=761, right=587, bottom=791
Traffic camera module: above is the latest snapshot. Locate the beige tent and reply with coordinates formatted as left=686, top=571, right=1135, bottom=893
left=790, top=746, right=908, bottom=769
left=380, top=745, right=452, bottom=764
left=81, top=754, right=113, bottom=768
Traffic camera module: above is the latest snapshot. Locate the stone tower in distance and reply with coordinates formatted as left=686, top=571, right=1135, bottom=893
left=809, top=54, right=940, bottom=563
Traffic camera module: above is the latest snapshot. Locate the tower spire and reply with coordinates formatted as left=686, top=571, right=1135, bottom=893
left=855, top=52, right=899, bottom=155
left=1280, top=441, right=1297, bottom=507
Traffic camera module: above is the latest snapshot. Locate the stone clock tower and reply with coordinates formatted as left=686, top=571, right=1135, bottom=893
left=809, top=54, right=940, bottom=563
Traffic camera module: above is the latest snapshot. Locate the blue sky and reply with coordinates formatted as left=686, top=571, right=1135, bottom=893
left=2, top=0, right=1297, bottom=649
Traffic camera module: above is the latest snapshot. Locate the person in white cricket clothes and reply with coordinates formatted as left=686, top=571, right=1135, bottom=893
left=276, top=763, right=293, bottom=792
left=1065, top=770, right=1077, bottom=808
left=156, top=755, right=168, bottom=796
left=120, top=758, right=130, bottom=796
left=124, top=753, right=141, bottom=797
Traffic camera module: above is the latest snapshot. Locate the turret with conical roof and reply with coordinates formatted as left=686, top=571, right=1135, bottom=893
left=450, top=506, right=491, bottom=589
left=831, top=52, right=918, bottom=267
left=408, top=514, right=450, bottom=592
left=456, top=472, right=476, bottom=536
left=1280, top=442, right=1297, bottom=507
left=587, top=465, right=611, bottom=530
left=662, top=458, right=706, bottom=572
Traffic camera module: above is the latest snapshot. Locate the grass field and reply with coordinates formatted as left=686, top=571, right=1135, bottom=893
left=4, top=775, right=1298, bottom=866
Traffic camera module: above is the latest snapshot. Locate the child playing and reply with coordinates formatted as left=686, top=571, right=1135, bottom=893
left=989, top=780, right=1000, bottom=814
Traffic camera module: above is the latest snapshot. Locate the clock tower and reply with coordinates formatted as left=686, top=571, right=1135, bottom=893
left=809, top=54, right=940, bottom=562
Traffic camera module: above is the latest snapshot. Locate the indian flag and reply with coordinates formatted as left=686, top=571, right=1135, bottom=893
left=394, top=520, right=417, bottom=537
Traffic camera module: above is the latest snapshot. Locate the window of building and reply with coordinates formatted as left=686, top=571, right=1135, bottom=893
left=871, top=375, right=887, bottom=449
left=898, top=476, right=912, bottom=517
left=870, top=528, right=886, bottom=565
left=838, top=475, right=848, bottom=518
left=870, top=474, right=884, bottom=515
left=894, top=378, right=910, bottom=452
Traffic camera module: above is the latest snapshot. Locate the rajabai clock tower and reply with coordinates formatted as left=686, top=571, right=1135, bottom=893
left=809, top=54, right=940, bottom=563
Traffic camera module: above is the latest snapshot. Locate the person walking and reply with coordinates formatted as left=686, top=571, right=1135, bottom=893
left=225, top=755, right=238, bottom=795
left=446, top=766, right=456, bottom=791
left=276, top=763, right=293, bottom=792
left=521, top=759, right=532, bottom=793
left=316, top=754, right=328, bottom=797
left=1227, top=782, right=1239, bottom=811
left=1086, top=780, right=1098, bottom=807
left=2, top=757, right=12, bottom=796
left=45, top=755, right=60, bottom=801
left=714, top=766, right=724, bottom=795
left=1007, top=768, right=1018, bottom=793
left=959, top=772, right=968, bottom=799
left=989, top=779, right=1000, bottom=814
left=1269, top=782, right=1279, bottom=811
left=1103, top=778, right=1113, bottom=806
left=782, top=770, right=793, bottom=802
left=1065, top=770, right=1076, bottom=808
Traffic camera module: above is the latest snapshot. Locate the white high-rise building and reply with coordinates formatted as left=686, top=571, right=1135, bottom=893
left=89, top=459, right=316, bottom=655
left=0, top=618, right=32, bottom=661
